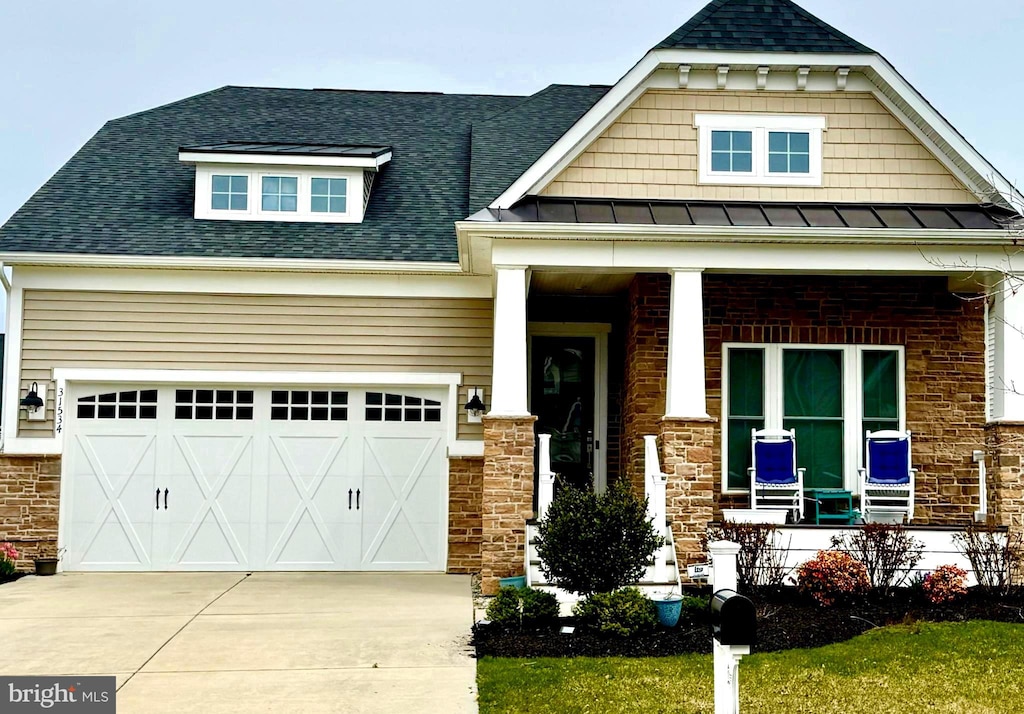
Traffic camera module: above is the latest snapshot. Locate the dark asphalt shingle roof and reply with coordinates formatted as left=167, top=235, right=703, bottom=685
left=180, top=142, right=393, bottom=158
left=656, top=0, right=874, bottom=53
left=469, top=84, right=609, bottom=214
left=2, top=86, right=604, bottom=263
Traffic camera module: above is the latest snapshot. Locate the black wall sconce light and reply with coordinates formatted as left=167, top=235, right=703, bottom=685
left=464, top=388, right=486, bottom=422
left=20, top=381, right=45, bottom=419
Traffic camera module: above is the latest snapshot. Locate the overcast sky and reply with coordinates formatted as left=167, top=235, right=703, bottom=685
left=1, top=0, right=1022, bottom=235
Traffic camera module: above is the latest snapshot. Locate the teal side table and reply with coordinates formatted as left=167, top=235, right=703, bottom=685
left=804, top=488, right=854, bottom=525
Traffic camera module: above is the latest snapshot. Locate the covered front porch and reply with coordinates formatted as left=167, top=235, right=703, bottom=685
left=470, top=231, right=1024, bottom=595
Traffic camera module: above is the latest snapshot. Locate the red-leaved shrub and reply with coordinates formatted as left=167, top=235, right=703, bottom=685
left=797, top=550, right=870, bottom=606
left=922, top=565, right=968, bottom=604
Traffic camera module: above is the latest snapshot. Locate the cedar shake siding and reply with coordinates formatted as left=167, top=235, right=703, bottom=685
left=542, top=90, right=977, bottom=204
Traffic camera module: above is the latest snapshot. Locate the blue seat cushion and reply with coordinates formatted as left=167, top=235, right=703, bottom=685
left=867, top=439, right=911, bottom=485
left=754, top=440, right=797, bottom=485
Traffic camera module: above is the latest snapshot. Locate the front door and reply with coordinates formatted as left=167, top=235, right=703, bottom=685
left=530, top=336, right=596, bottom=490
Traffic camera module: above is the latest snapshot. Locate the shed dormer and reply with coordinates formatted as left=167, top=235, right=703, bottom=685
left=179, top=142, right=392, bottom=223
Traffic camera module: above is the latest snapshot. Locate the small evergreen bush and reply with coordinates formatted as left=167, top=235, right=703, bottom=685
left=679, top=594, right=710, bottom=620
left=536, top=480, right=663, bottom=596
left=485, top=586, right=559, bottom=627
left=797, top=550, right=870, bottom=606
left=573, top=587, right=657, bottom=637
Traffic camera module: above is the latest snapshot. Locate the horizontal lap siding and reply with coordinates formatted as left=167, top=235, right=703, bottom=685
left=19, top=290, right=493, bottom=440
left=542, top=90, right=977, bottom=204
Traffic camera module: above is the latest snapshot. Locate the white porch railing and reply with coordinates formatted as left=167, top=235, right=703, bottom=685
left=536, top=433, right=556, bottom=519
left=644, top=435, right=670, bottom=584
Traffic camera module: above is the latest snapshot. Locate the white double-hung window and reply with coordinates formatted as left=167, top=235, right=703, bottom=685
left=695, top=114, right=825, bottom=186
left=722, top=344, right=904, bottom=493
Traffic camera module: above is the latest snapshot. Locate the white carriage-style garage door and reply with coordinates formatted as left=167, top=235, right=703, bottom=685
left=62, top=384, right=448, bottom=571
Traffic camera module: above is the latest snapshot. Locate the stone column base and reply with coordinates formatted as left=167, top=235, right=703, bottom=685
left=481, top=415, right=537, bottom=595
left=0, top=455, right=62, bottom=570
left=659, top=417, right=717, bottom=575
left=447, top=457, right=484, bottom=574
left=985, top=422, right=1024, bottom=581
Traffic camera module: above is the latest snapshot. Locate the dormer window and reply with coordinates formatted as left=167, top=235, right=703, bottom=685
left=261, top=176, right=298, bottom=212
left=179, top=142, right=391, bottom=224
left=311, top=178, right=348, bottom=214
left=211, top=175, right=248, bottom=211
left=695, top=114, right=825, bottom=187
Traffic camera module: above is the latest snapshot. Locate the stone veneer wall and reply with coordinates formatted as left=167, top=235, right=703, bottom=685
left=0, top=455, right=62, bottom=569
left=659, top=418, right=717, bottom=569
left=986, top=423, right=1024, bottom=529
left=480, top=416, right=536, bottom=595
left=705, top=275, right=987, bottom=524
left=620, top=275, right=670, bottom=495
left=620, top=273, right=987, bottom=525
left=447, top=457, right=483, bottom=574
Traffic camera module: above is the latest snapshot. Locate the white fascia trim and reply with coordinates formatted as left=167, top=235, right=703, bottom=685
left=0, top=251, right=465, bottom=274
left=51, top=369, right=464, bottom=387
left=179, top=151, right=392, bottom=170
left=457, top=220, right=1016, bottom=246
left=489, top=47, right=1023, bottom=210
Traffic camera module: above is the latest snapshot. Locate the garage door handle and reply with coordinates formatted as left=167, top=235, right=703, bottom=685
left=356, top=489, right=361, bottom=510
left=164, top=488, right=169, bottom=511
left=156, top=488, right=161, bottom=510
left=348, top=489, right=353, bottom=510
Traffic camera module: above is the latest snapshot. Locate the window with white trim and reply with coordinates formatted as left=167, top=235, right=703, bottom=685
left=193, top=166, right=366, bottom=223
left=261, top=176, right=298, bottom=212
left=722, top=344, right=903, bottom=492
left=695, top=114, right=825, bottom=186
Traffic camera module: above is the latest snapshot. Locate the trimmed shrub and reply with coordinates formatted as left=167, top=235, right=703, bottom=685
left=520, top=587, right=560, bottom=626
left=679, top=594, right=710, bottom=620
left=536, top=480, right=663, bottom=596
left=485, top=586, right=559, bottom=627
left=922, top=565, right=968, bottom=604
left=797, top=550, right=870, bottom=606
left=831, top=523, right=923, bottom=593
left=0, top=542, right=18, bottom=576
left=573, top=587, right=658, bottom=637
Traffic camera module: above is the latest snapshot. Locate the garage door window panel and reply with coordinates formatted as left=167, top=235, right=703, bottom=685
left=77, top=390, right=157, bottom=420
left=176, top=389, right=254, bottom=420
left=271, top=390, right=348, bottom=421
left=366, top=392, right=442, bottom=422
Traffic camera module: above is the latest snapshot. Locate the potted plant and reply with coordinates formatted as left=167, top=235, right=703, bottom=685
left=33, top=544, right=60, bottom=576
left=653, top=589, right=684, bottom=628
left=1, top=542, right=20, bottom=583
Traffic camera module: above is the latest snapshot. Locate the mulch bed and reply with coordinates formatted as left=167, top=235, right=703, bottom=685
left=472, top=587, right=1024, bottom=658
left=0, top=573, right=26, bottom=586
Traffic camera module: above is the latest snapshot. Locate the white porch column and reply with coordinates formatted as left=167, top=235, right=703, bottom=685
left=992, top=277, right=1024, bottom=421
left=665, top=269, right=709, bottom=419
left=489, top=265, right=530, bottom=416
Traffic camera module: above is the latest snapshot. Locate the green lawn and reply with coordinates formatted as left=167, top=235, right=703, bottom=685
left=477, top=621, right=1024, bottom=714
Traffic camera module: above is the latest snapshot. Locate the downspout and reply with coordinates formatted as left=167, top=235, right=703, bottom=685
left=0, top=261, right=10, bottom=451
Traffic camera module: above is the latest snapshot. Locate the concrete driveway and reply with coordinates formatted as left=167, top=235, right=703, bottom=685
left=0, top=572, right=477, bottom=713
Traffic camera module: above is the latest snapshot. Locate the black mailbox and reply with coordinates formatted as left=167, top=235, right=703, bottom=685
left=710, top=589, right=756, bottom=646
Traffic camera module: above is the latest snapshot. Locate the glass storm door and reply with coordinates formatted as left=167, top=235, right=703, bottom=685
left=530, top=336, right=595, bottom=491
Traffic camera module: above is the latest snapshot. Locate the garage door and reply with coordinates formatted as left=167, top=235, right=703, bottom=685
left=62, top=384, right=448, bottom=571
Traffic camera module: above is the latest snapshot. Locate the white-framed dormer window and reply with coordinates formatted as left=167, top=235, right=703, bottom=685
left=181, top=143, right=391, bottom=224
left=695, top=114, right=825, bottom=186
left=260, top=176, right=298, bottom=213
left=211, top=175, right=249, bottom=212
left=192, top=166, right=365, bottom=223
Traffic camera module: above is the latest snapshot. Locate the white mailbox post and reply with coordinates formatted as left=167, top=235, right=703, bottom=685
left=709, top=540, right=754, bottom=714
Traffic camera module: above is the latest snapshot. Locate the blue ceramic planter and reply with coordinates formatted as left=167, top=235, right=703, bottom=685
left=499, top=575, right=527, bottom=589
left=654, top=595, right=683, bottom=627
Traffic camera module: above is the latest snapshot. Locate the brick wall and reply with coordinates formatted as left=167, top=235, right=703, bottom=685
left=0, top=455, right=61, bottom=570
left=620, top=275, right=670, bottom=493
left=447, top=457, right=483, bottom=574
left=480, top=416, right=537, bottom=594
